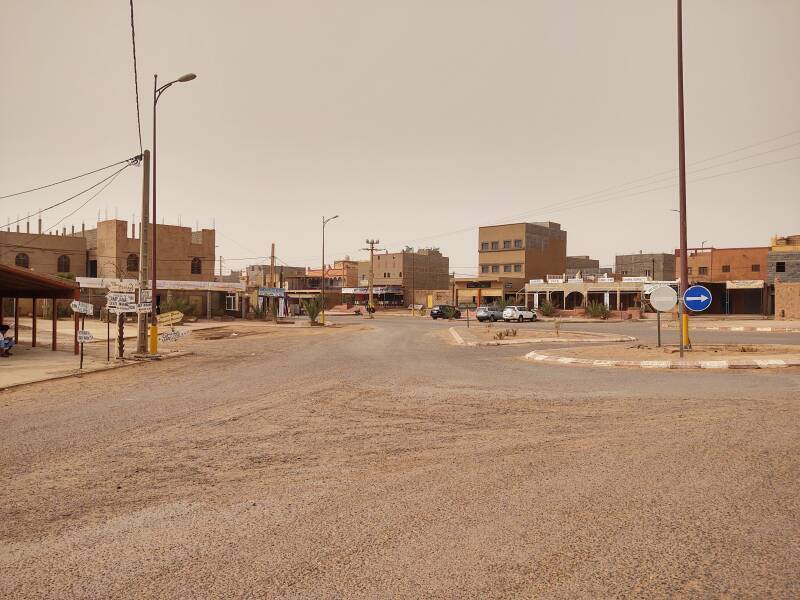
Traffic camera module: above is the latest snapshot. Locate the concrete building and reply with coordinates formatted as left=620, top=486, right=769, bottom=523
left=769, top=234, right=800, bottom=319
left=478, top=221, right=566, bottom=282
left=244, top=264, right=305, bottom=287
left=675, top=246, right=769, bottom=314
left=566, top=255, right=610, bottom=277
left=1, top=229, right=87, bottom=277
left=84, top=219, right=215, bottom=281
left=615, top=252, right=676, bottom=281
left=351, top=248, right=450, bottom=306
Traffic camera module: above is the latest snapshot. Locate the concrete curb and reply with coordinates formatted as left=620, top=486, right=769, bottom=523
left=0, top=351, right=194, bottom=391
left=664, top=325, right=800, bottom=333
left=523, top=349, right=800, bottom=370
left=449, top=328, right=635, bottom=347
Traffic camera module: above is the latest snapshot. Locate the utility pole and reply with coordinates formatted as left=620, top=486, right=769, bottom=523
left=410, top=249, right=415, bottom=316
left=676, top=0, right=689, bottom=358
left=362, top=239, right=383, bottom=317
left=270, top=243, right=276, bottom=286
left=321, top=216, right=339, bottom=324
left=219, top=255, right=222, bottom=278
left=136, top=149, right=150, bottom=355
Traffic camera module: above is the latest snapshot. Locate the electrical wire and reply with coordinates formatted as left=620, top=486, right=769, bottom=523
left=3, top=159, right=138, bottom=227
left=0, top=155, right=140, bottom=200
left=129, top=0, right=143, bottom=155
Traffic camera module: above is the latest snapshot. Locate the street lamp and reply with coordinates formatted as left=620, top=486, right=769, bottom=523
left=321, top=215, right=339, bottom=324
left=150, top=72, right=196, bottom=354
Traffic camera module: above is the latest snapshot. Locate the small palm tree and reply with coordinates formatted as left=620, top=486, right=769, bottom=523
left=303, top=297, right=323, bottom=324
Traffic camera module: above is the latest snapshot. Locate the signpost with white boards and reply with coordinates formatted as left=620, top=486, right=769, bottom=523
left=647, top=285, right=678, bottom=347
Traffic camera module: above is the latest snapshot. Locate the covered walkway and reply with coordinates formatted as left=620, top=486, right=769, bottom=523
left=0, top=263, right=80, bottom=355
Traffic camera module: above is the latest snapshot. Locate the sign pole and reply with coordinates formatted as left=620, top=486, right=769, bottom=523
left=106, top=313, right=110, bottom=362
left=657, top=310, right=661, bottom=348
left=80, top=315, right=85, bottom=369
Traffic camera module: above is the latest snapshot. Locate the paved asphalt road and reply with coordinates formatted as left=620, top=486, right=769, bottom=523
left=1, top=316, right=799, bottom=599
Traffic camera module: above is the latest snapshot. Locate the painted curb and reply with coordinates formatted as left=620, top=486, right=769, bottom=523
left=523, top=350, right=800, bottom=370
left=449, top=328, right=635, bottom=347
left=664, top=325, right=800, bottom=333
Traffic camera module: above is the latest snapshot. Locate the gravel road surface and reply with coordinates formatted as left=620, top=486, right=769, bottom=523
left=2, top=317, right=799, bottom=598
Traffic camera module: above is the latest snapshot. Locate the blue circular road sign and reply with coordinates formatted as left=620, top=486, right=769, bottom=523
left=683, top=284, right=712, bottom=312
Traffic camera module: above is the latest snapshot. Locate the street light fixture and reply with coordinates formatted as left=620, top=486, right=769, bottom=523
left=321, top=215, right=339, bottom=325
left=150, top=72, right=196, bottom=354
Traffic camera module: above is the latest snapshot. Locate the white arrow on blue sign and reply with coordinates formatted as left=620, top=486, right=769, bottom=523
left=683, top=284, right=712, bottom=312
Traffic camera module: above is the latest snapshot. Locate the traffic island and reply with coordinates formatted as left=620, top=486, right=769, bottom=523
left=524, top=343, right=800, bottom=370
left=449, top=326, right=635, bottom=347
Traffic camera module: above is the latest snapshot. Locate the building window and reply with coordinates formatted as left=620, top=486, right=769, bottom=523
left=751, top=264, right=760, bottom=272
left=687, top=267, right=692, bottom=275
left=513, top=264, right=522, bottom=272
left=503, top=264, right=512, bottom=272
left=503, top=240, right=511, bottom=249
left=491, top=265, right=499, bottom=273
left=721, top=265, right=730, bottom=273
left=191, top=257, right=202, bottom=274
left=57, top=255, right=70, bottom=273
left=225, top=294, right=238, bottom=311
left=127, top=253, right=139, bottom=272
left=15, top=253, right=30, bottom=268
left=644, top=269, right=651, bottom=277
left=514, top=239, right=522, bottom=248
left=776, top=261, right=786, bottom=273
left=481, top=265, right=489, bottom=273
left=399, top=272, right=402, bottom=277
left=490, top=241, right=499, bottom=250
left=480, top=242, right=489, bottom=251
left=698, top=266, right=708, bottom=275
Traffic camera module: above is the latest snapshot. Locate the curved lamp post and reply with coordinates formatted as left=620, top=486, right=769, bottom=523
left=150, top=72, right=196, bottom=354
left=321, top=215, right=339, bottom=324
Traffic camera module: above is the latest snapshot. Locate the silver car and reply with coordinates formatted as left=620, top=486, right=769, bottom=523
left=502, top=305, right=536, bottom=322
left=476, top=306, right=503, bottom=322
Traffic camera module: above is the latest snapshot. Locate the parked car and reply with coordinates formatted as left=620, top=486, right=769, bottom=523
left=502, top=305, right=536, bottom=322
left=476, top=305, right=503, bottom=322
left=430, top=305, right=461, bottom=320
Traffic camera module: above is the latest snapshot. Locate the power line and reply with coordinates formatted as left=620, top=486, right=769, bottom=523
left=129, top=0, right=143, bottom=155
left=0, top=155, right=140, bottom=200
left=4, top=160, right=138, bottom=227
left=390, top=127, right=800, bottom=247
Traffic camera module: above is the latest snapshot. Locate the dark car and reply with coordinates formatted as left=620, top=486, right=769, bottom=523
left=430, top=305, right=461, bottom=320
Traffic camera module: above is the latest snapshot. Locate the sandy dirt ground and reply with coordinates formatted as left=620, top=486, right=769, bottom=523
left=1, top=317, right=799, bottom=598
left=538, top=342, right=800, bottom=362
left=460, top=325, right=606, bottom=343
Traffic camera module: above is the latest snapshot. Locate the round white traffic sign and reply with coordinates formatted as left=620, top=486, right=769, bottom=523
left=649, top=285, right=678, bottom=312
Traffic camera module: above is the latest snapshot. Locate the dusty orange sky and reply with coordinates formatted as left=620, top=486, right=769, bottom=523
left=1, top=0, right=798, bottom=275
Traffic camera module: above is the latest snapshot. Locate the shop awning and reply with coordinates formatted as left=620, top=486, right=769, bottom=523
left=726, top=280, right=764, bottom=289
left=1, top=264, right=79, bottom=299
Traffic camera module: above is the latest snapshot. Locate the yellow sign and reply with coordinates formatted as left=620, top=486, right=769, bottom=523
left=157, top=310, right=184, bottom=326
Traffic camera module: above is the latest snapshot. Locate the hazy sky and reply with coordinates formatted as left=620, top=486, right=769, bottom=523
left=1, top=1, right=798, bottom=276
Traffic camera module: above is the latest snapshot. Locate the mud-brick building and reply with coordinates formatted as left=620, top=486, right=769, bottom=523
left=769, top=234, right=800, bottom=319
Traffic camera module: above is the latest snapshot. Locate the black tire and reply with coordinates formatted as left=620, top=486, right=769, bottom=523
left=490, top=315, right=496, bottom=322
left=518, top=315, right=523, bottom=323
left=431, top=316, right=437, bottom=320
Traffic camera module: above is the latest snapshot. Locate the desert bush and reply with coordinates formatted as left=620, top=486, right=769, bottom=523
left=302, top=297, right=323, bottom=324
left=585, top=300, right=610, bottom=319
left=161, top=297, right=196, bottom=317
left=540, top=299, right=556, bottom=317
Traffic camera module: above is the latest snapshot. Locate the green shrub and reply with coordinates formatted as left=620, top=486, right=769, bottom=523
left=540, top=299, right=556, bottom=317
left=160, top=297, right=196, bottom=317
left=586, top=300, right=610, bottom=319
left=440, top=305, right=456, bottom=320
left=302, top=297, right=322, bottom=323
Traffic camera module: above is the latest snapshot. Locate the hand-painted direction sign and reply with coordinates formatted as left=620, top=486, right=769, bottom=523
left=136, top=303, right=152, bottom=313
left=76, top=330, right=93, bottom=343
left=649, top=285, right=678, bottom=312
left=157, top=310, right=184, bottom=326
left=107, top=292, right=136, bottom=307
left=158, top=329, right=190, bottom=343
left=683, top=285, right=712, bottom=312
left=70, top=300, right=94, bottom=315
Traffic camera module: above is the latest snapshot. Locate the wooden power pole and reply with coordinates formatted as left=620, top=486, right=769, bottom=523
left=362, top=239, right=383, bottom=315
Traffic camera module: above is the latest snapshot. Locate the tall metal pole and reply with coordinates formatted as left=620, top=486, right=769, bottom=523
left=150, top=75, right=159, bottom=354
left=137, top=149, right=150, bottom=355
left=321, top=218, right=326, bottom=324
left=677, top=0, right=688, bottom=358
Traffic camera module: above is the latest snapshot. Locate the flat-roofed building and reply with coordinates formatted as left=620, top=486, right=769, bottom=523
left=615, top=252, right=676, bottom=281
left=478, top=222, right=566, bottom=285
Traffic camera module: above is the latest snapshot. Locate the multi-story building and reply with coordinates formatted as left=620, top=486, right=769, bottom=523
left=674, top=246, right=769, bottom=314
left=478, top=222, right=567, bottom=281
left=244, top=264, right=305, bottom=287
left=1, top=218, right=215, bottom=282
left=615, top=252, right=676, bottom=281
left=352, top=248, right=450, bottom=306
left=768, top=234, right=800, bottom=319
left=565, top=255, right=610, bottom=277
